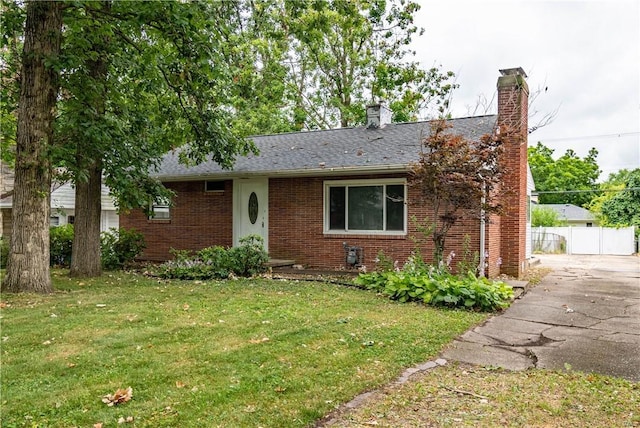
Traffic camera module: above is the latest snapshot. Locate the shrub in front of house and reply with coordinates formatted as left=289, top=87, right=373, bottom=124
left=226, top=235, right=270, bottom=277
left=100, top=227, right=146, bottom=270
left=50, top=224, right=74, bottom=267
left=156, top=235, right=268, bottom=280
left=48, top=225, right=145, bottom=270
left=0, top=235, right=9, bottom=269
left=355, top=255, right=513, bottom=312
left=156, top=248, right=230, bottom=280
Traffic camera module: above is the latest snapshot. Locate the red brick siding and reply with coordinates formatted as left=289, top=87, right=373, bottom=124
left=121, top=175, right=490, bottom=274
left=119, top=180, right=233, bottom=261
left=497, top=73, right=529, bottom=277
left=268, top=174, right=482, bottom=272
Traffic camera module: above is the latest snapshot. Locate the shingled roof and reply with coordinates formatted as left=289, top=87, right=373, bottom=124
left=537, top=204, right=597, bottom=222
left=153, top=115, right=498, bottom=180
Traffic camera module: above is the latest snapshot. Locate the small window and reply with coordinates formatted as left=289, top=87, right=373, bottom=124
left=205, top=180, right=225, bottom=192
left=67, top=215, right=75, bottom=225
left=149, top=199, right=170, bottom=220
left=50, top=216, right=60, bottom=227
left=586, top=222, right=593, bottom=227
left=325, top=179, right=406, bottom=234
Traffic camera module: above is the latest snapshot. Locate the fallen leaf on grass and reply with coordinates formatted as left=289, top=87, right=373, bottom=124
left=117, top=416, right=134, bottom=424
left=93, top=423, right=103, bottom=428
left=176, top=380, right=186, bottom=388
left=249, top=337, right=270, bottom=344
left=0, top=302, right=10, bottom=308
left=183, top=304, right=190, bottom=311
left=102, top=387, right=133, bottom=406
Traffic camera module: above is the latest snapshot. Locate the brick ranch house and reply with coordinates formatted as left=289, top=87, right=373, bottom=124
left=121, top=67, right=533, bottom=278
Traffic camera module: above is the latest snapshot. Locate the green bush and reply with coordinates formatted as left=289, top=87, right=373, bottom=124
left=100, top=228, right=146, bottom=270
left=155, top=247, right=229, bottom=280
left=50, top=224, right=74, bottom=267
left=156, top=235, right=268, bottom=280
left=532, top=206, right=568, bottom=227
left=355, top=256, right=513, bottom=312
left=227, top=235, right=270, bottom=277
left=0, top=235, right=9, bottom=269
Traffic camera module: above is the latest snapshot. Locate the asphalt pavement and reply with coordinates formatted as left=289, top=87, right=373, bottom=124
left=441, top=254, right=640, bottom=381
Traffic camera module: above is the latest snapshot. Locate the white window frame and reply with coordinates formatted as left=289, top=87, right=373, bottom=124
left=323, top=178, right=407, bottom=235
left=148, top=198, right=171, bottom=220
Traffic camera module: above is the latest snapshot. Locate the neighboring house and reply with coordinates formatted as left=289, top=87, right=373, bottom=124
left=535, top=203, right=598, bottom=227
left=0, top=165, right=119, bottom=238
left=0, top=162, right=14, bottom=237
left=121, top=67, right=532, bottom=278
left=48, top=182, right=120, bottom=230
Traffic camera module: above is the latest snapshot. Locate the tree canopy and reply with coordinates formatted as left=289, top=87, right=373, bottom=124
left=2, top=0, right=458, bottom=289
left=590, top=168, right=640, bottom=236
left=528, top=142, right=600, bottom=207
left=283, top=0, right=455, bottom=129
left=2, top=1, right=258, bottom=285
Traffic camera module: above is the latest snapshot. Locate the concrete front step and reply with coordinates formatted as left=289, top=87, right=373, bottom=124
left=266, top=259, right=296, bottom=268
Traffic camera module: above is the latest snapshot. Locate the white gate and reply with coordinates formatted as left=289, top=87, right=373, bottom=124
left=532, top=226, right=636, bottom=255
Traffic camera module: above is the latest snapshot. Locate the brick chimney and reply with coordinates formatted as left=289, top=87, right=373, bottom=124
left=497, top=67, right=529, bottom=277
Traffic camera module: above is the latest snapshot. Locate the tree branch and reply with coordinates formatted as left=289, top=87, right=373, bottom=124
left=441, top=385, right=488, bottom=400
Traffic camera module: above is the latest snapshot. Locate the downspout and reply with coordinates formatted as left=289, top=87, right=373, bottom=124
left=478, top=177, right=486, bottom=277
left=478, top=182, right=486, bottom=278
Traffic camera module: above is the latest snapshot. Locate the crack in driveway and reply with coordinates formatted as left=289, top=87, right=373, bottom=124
left=442, top=255, right=640, bottom=381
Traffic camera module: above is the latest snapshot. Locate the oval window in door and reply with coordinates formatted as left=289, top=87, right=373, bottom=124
left=248, top=192, right=258, bottom=224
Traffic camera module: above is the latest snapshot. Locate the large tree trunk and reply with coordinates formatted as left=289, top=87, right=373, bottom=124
left=2, top=2, right=63, bottom=294
left=69, top=0, right=110, bottom=278
left=69, top=164, right=102, bottom=277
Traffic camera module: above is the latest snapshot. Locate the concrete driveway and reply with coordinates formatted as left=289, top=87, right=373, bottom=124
left=442, top=254, right=640, bottom=381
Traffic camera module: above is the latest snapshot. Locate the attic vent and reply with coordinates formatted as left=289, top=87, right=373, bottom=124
left=366, top=103, right=392, bottom=129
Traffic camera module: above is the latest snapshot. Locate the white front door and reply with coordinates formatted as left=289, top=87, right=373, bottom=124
left=233, top=178, right=268, bottom=250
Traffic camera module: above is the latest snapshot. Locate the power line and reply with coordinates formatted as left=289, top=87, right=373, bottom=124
left=537, top=131, right=640, bottom=142
left=535, top=187, right=640, bottom=194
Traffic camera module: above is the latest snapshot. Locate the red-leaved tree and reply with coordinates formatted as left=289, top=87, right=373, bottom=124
left=409, top=120, right=505, bottom=266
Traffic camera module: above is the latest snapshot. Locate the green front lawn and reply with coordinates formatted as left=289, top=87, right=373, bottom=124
left=0, top=271, right=486, bottom=427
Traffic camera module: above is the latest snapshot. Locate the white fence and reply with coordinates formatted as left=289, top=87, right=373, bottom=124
left=532, top=226, right=636, bottom=255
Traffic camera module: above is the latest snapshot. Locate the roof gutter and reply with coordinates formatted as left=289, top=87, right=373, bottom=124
left=154, top=163, right=412, bottom=182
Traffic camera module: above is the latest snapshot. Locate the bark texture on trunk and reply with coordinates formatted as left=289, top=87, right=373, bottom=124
left=69, top=165, right=102, bottom=277
left=69, top=0, right=110, bottom=278
left=2, top=2, right=63, bottom=293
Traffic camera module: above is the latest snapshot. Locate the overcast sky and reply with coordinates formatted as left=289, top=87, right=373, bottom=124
left=411, top=0, right=640, bottom=180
